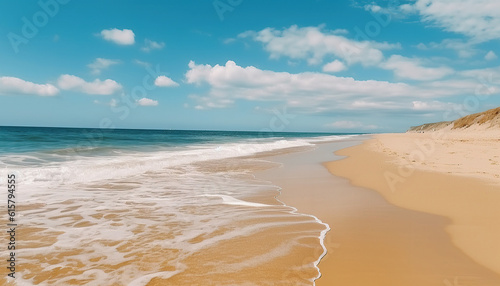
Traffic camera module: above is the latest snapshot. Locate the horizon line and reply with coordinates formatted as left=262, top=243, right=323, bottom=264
left=0, top=125, right=373, bottom=135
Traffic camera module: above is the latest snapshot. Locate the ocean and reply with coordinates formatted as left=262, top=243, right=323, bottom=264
left=0, top=126, right=359, bottom=285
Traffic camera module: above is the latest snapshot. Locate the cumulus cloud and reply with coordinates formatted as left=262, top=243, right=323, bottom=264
left=364, top=4, right=382, bottom=13
left=409, top=0, right=500, bottom=42
left=136, top=98, right=158, bottom=106
left=141, top=39, right=165, bottom=52
left=154, top=75, right=179, bottom=87
left=94, top=98, right=118, bottom=107
left=185, top=60, right=487, bottom=114
left=485, top=51, right=498, bottom=61
left=57, top=75, right=122, bottom=95
left=322, top=60, right=347, bottom=73
left=418, top=39, right=477, bottom=58
left=411, top=100, right=460, bottom=111
left=88, top=58, right=120, bottom=75
left=458, top=66, right=500, bottom=95
left=381, top=55, right=454, bottom=81
left=100, top=28, right=135, bottom=45
left=362, top=2, right=414, bottom=17
left=185, top=60, right=415, bottom=111
left=239, top=25, right=399, bottom=67
left=133, top=59, right=151, bottom=68
left=399, top=3, right=417, bottom=13
left=0, top=76, right=59, bottom=96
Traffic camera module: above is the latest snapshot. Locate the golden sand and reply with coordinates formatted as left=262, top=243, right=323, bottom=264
left=324, top=134, right=500, bottom=285
left=254, top=140, right=500, bottom=285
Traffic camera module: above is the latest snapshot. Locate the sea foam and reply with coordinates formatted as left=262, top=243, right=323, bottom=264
left=0, top=134, right=352, bottom=285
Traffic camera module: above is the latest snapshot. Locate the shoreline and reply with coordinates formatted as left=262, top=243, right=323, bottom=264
left=258, top=134, right=500, bottom=285
left=255, top=137, right=368, bottom=284
left=272, top=184, right=331, bottom=285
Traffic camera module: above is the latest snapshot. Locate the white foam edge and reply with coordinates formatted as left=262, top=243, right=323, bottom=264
left=273, top=187, right=330, bottom=285
left=201, top=194, right=272, bottom=207
left=246, top=166, right=331, bottom=286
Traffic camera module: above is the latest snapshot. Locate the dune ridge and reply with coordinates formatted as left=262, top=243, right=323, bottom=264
left=408, top=106, right=500, bottom=132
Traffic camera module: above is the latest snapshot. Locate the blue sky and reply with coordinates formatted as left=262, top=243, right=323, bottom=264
left=0, top=0, right=499, bottom=132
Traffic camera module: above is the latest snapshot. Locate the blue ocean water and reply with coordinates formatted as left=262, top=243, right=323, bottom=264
left=0, top=126, right=358, bottom=155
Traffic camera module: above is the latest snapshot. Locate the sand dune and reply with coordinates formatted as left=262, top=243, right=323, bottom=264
left=409, top=106, right=500, bottom=133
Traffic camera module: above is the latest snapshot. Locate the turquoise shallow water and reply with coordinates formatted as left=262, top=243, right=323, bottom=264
left=0, top=126, right=359, bottom=155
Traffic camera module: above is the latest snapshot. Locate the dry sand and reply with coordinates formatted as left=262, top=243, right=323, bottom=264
left=325, top=131, right=500, bottom=285
left=258, top=137, right=500, bottom=286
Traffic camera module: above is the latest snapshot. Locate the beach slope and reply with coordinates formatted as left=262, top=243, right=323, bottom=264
left=326, top=107, right=500, bottom=283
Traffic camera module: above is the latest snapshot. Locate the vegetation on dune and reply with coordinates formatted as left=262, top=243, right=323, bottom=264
left=452, top=107, right=500, bottom=129
left=408, top=106, right=500, bottom=132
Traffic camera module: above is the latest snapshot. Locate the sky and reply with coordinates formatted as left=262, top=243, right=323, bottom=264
left=0, top=0, right=499, bottom=133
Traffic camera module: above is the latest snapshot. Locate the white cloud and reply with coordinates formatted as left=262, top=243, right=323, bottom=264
left=420, top=78, right=496, bottom=98
left=485, top=51, right=498, bottom=61
left=223, top=38, right=237, bottom=44
left=421, top=39, right=477, bottom=58
left=322, top=60, right=346, bottom=73
left=57, top=75, right=122, bottom=95
left=326, top=120, right=378, bottom=130
left=0, top=76, right=59, bottom=96
left=154, top=75, right=179, bottom=87
left=141, top=39, right=165, bottom=52
left=331, top=28, right=350, bottom=35
left=399, top=4, right=417, bottom=13
left=364, top=4, right=382, bottom=13
left=94, top=98, right=118, bottom=107
left=185, top=60, right=415, bottom=110
left=458, top=66, right=500, bottom=95
left=239, top=25, right=399, bottom=67
left=133, top=59, right=151, bottom=67
left=100, top=28, right=135, bottom=45
left=460, top=66, right=500, bottom=80
left=411, top=100, right=459, bottom=111
left=381, top=55, right=454, bottom=81
left=362, top=2, right=410, bottom=17
left=88, top=58, right=120, bottom=75
left=416, top=43, right=428, bottom=50
left=185, top=60, right=486, bottom=114
left=410, top=0, right=500, bottom=42
left=136, top=98, right=158, bottom=106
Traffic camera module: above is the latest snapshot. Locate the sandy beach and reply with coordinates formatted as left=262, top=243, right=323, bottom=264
left=327, top=131, right=500, bottom=281
left=258, top=132, right=500, bottom=285
left=5, top=130, right=499, bottom=285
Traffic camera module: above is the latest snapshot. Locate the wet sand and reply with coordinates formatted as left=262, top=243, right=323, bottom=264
left=2, top=150, right=328, bottom=286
